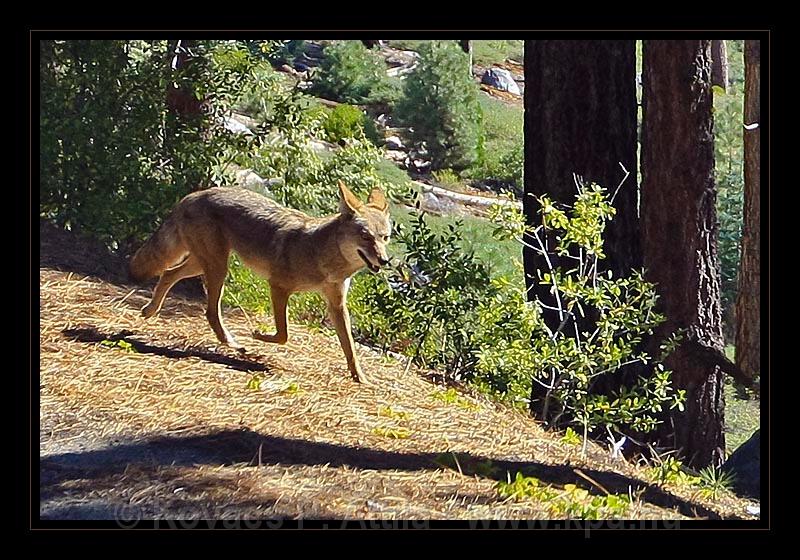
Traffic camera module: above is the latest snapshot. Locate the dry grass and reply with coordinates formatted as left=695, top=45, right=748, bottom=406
left=39, top=225, right=757, bottom=521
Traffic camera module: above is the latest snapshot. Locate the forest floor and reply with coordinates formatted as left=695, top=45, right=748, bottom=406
left=38, top=221, right=759, bottom=522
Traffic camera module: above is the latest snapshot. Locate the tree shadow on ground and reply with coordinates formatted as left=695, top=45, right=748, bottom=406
left=62, top=326, right=268, bottom=373
left=40, top=427, right=727, bottom=520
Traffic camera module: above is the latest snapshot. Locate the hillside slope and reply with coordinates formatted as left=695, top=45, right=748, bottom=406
left=38, top=223, right=756, bottom=521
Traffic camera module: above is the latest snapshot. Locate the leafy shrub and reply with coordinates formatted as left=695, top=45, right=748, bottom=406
left=484, top=182, right=686, bottom=435
left=395, top=41, right=484, bottom=171
left=496, top=473, right=631, bottom=519
left=40, top=40, right=258, bottom=250
left=311, top=41, right=400, bottom=105
left=348, top=209, right=494, bottom=377
left=323, top=104, right=369, bottom=144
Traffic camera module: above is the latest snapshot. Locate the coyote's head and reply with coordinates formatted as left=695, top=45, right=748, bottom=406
left=337, top=181, right=392, bottom=273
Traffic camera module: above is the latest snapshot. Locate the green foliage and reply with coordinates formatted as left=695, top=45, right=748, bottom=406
left=472, top=40, right=524, bottom=66
left=311, top=41, right=400, bottom=105
left=245, top=87, right=393, bottom=217
left=698, top=465, right=737, bottom=499
left=372, top=426, right=412, bottom=439
left=40, top=40, right=259, bottom=250
left=100, top=339, right=136, bottom=353
left=430, top=388, right=481, bottom=411
left=485, top=183, right=685, bottom=435
left=496, top=473, right=631, bottom=519
left=464, top=95, right=523, bottom=192
left=561, top=427, right=582, bottom=446
left=348, top=210, right=494, bottom=377
left=646, top=456, right=701, bottom=486
left=396, top=41, right=483, bottom=170
left=323, top=104, right=372, bottom=144
left=431, top=168, right=463, bottom=190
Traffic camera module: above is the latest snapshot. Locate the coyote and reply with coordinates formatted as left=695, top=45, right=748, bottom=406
left=129, top=182, right=392, bottom=384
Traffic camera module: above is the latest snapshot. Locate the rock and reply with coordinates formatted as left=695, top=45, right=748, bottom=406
left=385, top=150, right=406, bottom=162
left=221, top=115, right=255, bottom=136
left=235, top=168, right=265, bottom=188
left=722, top=429, right=760, bottom=499
left=385, top=135, right=405, bottom=150
left=481, top=67, right=521, bottom=96
left=411, top=159, right=431, bottom=172
left=421, top=191, right=455, bottom=214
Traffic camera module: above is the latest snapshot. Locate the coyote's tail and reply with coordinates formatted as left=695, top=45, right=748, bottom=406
left=128, top=213, right=187, bottom=283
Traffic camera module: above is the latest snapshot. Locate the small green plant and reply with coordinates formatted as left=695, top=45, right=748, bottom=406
left=698, top=465, right=737, bottom=499
left=561, top=427, right=582, bottom=446
left=496, top=474, right=631, bottom=519
left=378, top=405, right=412, bottom=421
left=431, top=169, right=464, bottom=190
left=311, top=41, right=400, bottom=105
left=281, top=381, right=304, bottom=396
left=323, top=104, right=368, bottom=144
left=100, top=339, right=137, bottom=353
left=246, top=372, right=265, bottom=391
left=497, top=473, right=559, bottom=502
left=396, top=41, right=483, bottom=170
left=372, top=426, right=412, bottom=439
left=646, top=456, right=701, bottom=487
left=430, top=388, right=481, bottom=411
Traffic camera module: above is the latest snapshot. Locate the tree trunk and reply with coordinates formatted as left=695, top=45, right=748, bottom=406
left=641, top=40, right=725, bottom=467
left=711, top=40, right=729, bottom=91
left=523, top=40, right=639, bottom=412
left=459, top=40, right=472, bottom=72
left=166, top=40, right=204, bottom=120
left=523, top=40, right=639, bottom=315
left=735, top=40, right=761, bottom=382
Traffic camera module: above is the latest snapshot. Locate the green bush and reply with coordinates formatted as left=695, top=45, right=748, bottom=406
left=311, top=41, right=400, bottom=105
left=484, top=184, right=686, bottom=434
left=40, top=40, right=258, bottom=250
left=322, top=103, right=381, bottom=145
left=348, top=210, right=494, bottom=376
left=396, top=41, right=484, bottom=171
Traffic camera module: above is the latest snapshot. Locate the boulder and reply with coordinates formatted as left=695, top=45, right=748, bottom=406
left=384, top=136, right=405, bottom=151
left=481, top=67, right=521, bottom=96
left=722, top=429, right=760, bottom=499
left=421, top=191, right=455, bottom=215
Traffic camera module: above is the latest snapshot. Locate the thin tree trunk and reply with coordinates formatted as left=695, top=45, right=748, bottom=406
left=523, top=40, right=639, bottom=414
left=711, top=40, right=729, bottom=91
left=641, top=40, right=725, bottom=467
left=459, top=40, right=472, bottom=72
left=735, top=40, right=761, bottom=382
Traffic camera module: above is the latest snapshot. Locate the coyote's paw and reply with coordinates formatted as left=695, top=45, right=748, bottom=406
left=141, top=304, right=158, bottom=319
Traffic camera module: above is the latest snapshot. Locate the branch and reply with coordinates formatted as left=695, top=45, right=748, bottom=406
left=683, top=339, right=755, bottom=388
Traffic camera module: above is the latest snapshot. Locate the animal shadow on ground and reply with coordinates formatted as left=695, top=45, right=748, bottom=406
left=61, top=326, right=268, bottom=373
left=40, top=427, right=727, bottom=520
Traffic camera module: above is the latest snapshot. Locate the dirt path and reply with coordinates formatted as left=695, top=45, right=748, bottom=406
left=38, top=226, right=756, bottom=521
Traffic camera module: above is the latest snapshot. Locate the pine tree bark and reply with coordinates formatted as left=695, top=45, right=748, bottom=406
left=523, top=40, right=640, bottom=316
left=522, top=40, right=639, bottom=414
left=735, top=40, right=761, bottom=382
left=711, top=40, right=729, bottom=91
left=641, top=40, right=725, bottom=467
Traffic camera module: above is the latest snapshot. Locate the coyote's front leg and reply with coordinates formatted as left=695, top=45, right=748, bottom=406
left=323, top=281, right=370, bottom=384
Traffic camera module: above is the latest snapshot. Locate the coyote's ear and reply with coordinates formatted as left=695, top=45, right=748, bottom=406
left=338, top=180, right=363, bottom=215
left=367, top=188, right=389, bottom=213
